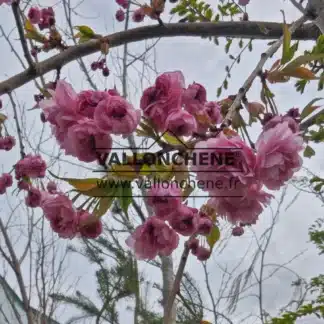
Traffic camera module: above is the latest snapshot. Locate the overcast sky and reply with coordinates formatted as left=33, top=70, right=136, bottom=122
left=0, top=0, right=324, bottom=323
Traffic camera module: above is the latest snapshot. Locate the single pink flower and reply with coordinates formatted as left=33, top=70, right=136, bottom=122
left=193, top=132, right=256, bottom=192
left=256, top=121, right=304, bottom=190
left=94, top=95, right=141, bottom=135
left=41, top=194, right=78, bottom=239
left=146, top=183, right=182, bottom=220
left=140, top=71, right=185, bottom=131
left=132, top=8, right=145, bottom=22
left=186, top=237, right=199, bottom=252
left=65, top=118, right=112, bottom=163
left=39, top=7, right=55, bottom=30
left=25, top=187, right=42, bottom=208
left=15, top=154, right=46, bottom=180
left=168, top=205, right=199, bottom=236
left=263, top=115, right=299, bottom=133
left=39, top=80, right=80, bottom=145
left=182, top=82, right=207, bottom=114
left=0, top=136, right=16, bottom=151
left=28, top=7, right=41, bottom=24
left=164, top=110, right=197, bottom=137
left=0, top=173, right=12, bottom=194
left=126, top=216, right=179, bottom=260
left=77, top=210, right=102, bottom=239
left=76, top=90, right=107, bottom=119
left=207, top=183, right=273, bottom=225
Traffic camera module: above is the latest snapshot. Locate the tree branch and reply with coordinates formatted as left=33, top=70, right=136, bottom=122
left=221, top=15, right=309, bottom=128
left=0, top=21, right=319, bottom=95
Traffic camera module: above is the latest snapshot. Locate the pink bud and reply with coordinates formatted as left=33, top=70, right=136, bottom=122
left=115, top=9, right=125, bottom=22
left=196, top=246, right=211, bottom=261
left=186, top=237, right=199, bottom=252
left=232, top=226, right=244, bottom=237
left=25, top=187, right=42, bottom=208
left=132, top=8, right=145, bottom=22
left=247, top=102, right=265, bottom=117
left=197, top=217, right=213, bottom=235
left=46, top=181, right=57, bottom=193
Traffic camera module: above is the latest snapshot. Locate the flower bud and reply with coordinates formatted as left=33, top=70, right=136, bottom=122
left=232, top=226, right=244, bottom=237
left=247, top=102, right=265, bottom=117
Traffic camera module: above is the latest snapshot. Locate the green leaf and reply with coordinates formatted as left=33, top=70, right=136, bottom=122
left=206, top=225, right=220, bottom=250
left=283, top=53, right=324, bottom=72
left=300, top=98, right=323, bottom=120
left=162, top=132, right=186, bottom=146
left=205, top=8, right=213, bottom=20
left=74, top=25, right=95, bottom=37
left=94, top=196, right=115, bottom=218
left=304, top=145, right=316, bottom=158
left=117, top=186, right=132, bottom=214
left=281, top=23, right=291, bottom=65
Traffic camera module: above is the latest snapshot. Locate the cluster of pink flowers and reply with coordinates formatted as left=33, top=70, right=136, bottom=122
left=0, top=136, right=16, bottom=151
left=28, top=6, right=55, bottom=30
left=115, top=0, right=145, bottom=23
left=0, top=173, right=12, bottom=195
left=39, top=80, right=141, bottom=163
left=193, top=112, right=303, bottom=231
left=15, top=154, right=46, bottom=180
left=126, top=183, right=214, bottom=261
left=41, top=193, right=102, bottom=239
left=140, top=71, right=222, bottom=136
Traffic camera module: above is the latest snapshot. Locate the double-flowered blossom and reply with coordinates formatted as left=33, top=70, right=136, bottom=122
left=126, top=216, right=179, bottom=260
left=140, top=71, right=185, bottom=131
left=256, top=121, right=304, bottom=190
left=40, top=80, right=141, bottom=163
left=15, top=154, right=46, bottom=180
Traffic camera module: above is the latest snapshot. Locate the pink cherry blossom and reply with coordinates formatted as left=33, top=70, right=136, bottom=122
left=0, top=173, right=12, bottom=195
left=193, top=132, right=256, bottom=192
left=140, top=71, right=185, bottom=131
left=263, top=115, right=300, bottom=134
left=168, top=205, right=199, bottom=236
left=0, top=136, right=16, bottom=151
left=41, top=194, right=78, bottom=239
left=182, top=82, right=207, bottom=114
left=76, top=90, right=106, bottom=119
left=40, top=80, right=80, bottom=144
left=65, top=119, right=112, bottom=163
left=132, top=8, right=145, bottom=22
left=39, top=7, right=55, bottom=30
left=28, top=7, right=41, bottom=24
left=126, top=216, right=179, bottom=260
left=256, top=121, right=304, bottom=190
left=116, top=0, right=128, bottom=9
left=164, top=110, right=197, bottom=137
left=146, top=183, right=182, bottom=220
left=186, top=237, right=199, bottom=252
left=207, top=183, right=273, bottom=225
left=77, top=210, right=102, bottom=239
left=25, top=187, right=42, bottom=208
left=94, top=95, right=141, bottom=135
left=15, top=154, right=46, bottom=180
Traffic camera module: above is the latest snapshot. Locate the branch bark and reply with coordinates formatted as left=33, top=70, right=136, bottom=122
left=0, top=21, right=319, bottom=95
